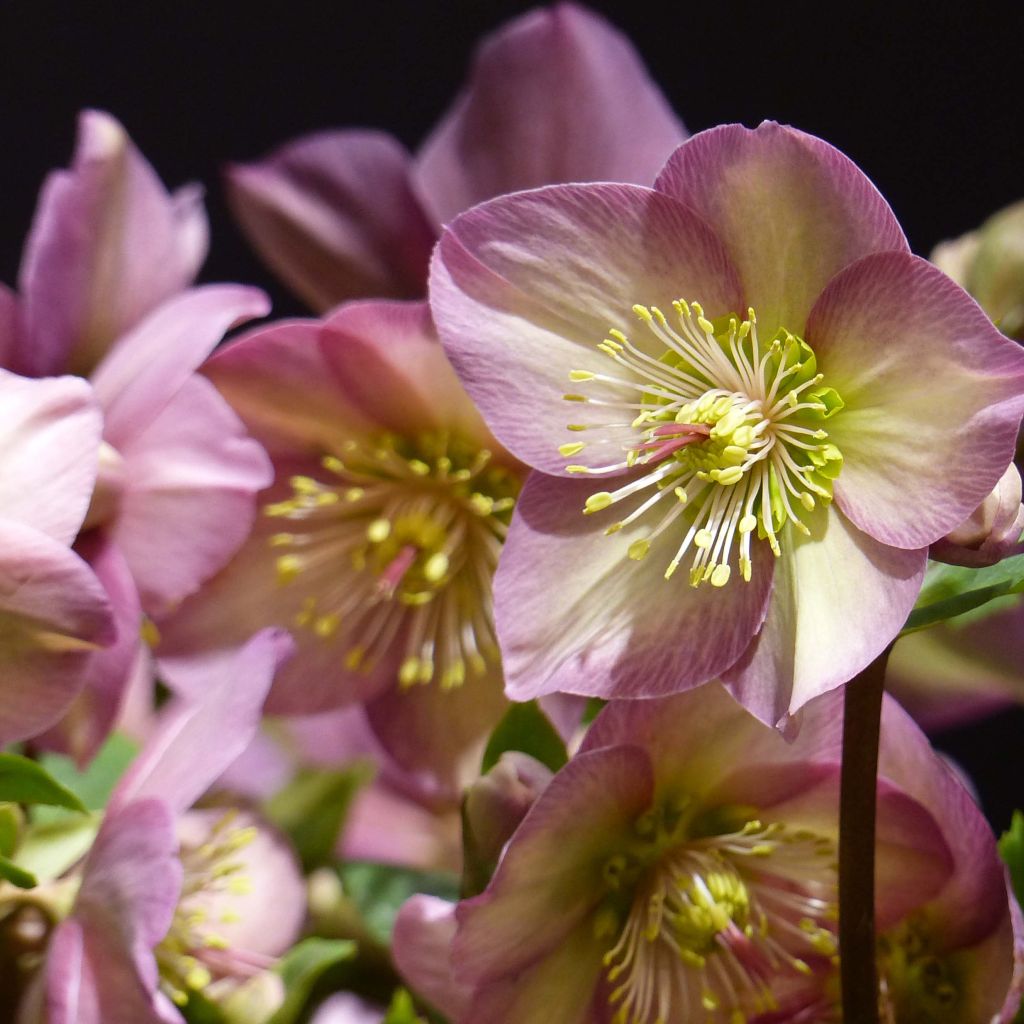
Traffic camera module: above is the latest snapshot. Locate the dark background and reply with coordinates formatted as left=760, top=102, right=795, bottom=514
left=2, top=1, right=1022, bottom=829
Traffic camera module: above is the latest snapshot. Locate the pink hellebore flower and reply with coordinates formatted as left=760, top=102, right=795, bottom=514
left=156, top=301, right=520, bottom=788
left=225, top=3, right=685, bottom=309
left=0, top=110, right=272, bottom=761
left=309, top=993, right=386, bottom=1024
left=431, top=121, right=1024, bottom=725
left=394, top=686, right=1020, bottom=1023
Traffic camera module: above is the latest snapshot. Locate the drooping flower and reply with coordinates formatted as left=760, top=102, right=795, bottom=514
left=225, top=2, right=685, bottom=309
left=154, top=300, right=520, bottom=788
left=431, top=121, right=1024, bottom=723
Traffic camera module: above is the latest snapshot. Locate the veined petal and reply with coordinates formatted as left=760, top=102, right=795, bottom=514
left=414, top=3, right=685, bottom=225
left=0, top=369, right=102, bottom=544
left=495, top=472, right=772, bottom=701
left=393, top=895, right=469, bottom=1021
left=654, top=121, right=909, bottom=336
left=432, top=183, right=743, bottom=473
left=807, top=251, right=1024, bottom=548
left=724, top=506, right=926, bottom=725
left=91, top=285, right=270, bottom=447
left=114, top=374, right=272, bottom=616
left=18, top=109, right=208, bottom=378
left=226, top=130, right=436, bottom=309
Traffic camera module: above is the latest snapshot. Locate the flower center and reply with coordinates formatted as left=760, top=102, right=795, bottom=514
left=264, top=431, right=518, bottom=689
left=563, top=301, right=844, bottom=586
left=595, top=799, right=838, bottom=1024
left=877, top=917, right=961, bottom=1024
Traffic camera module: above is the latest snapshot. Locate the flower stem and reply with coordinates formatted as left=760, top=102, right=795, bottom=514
left=839, top=647, right=890, bottom=1024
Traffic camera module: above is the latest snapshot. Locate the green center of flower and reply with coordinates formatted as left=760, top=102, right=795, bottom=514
left=562, top=301, right=844, bottom=586
left=594, top=797, right=838, bottom=1024
left=264, top=431, right=518, bottom=689
left=877, top=917, right=962, bottom=1024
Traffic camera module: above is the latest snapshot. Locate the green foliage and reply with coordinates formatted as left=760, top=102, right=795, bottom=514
left=383, top=988, right=427, bottom=1024
left=901, top=555, right=1024, bottom=634
left=33, top=732, right=138, bottom=820
left=999, top=811, right=1024, bottom=908
left=481, top=700, right=567, bottom=774
left=0, top=752, right=88, bottom=813
left=267, top=938, right=357, bottom=1024
left=0, top=852, right=36, bottom=889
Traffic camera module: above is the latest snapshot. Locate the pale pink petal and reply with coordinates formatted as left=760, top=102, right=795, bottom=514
left=393, top=895, right=469, bottom=1020
left=0, top=522, right=115, bottom=745
left=91, top=284, right=269, bottom=447
left=807, top=252, right=1024, bottom=548
left=310, top=993, right=383, bottom=1024
left=654, top=121, right=909, bottom=336
left=723, top=507, right=926, bottom=725
left=431, top=184, right=743, bottom=473
left=111, top=628, right=293, bottom=815
left=454, top=745, right=653, bottom=982
left=226, top=131, right=436, bottom=309
left=0, top=369, right=101, bottom=545
left=494, top=472, right=772, bottom=700
left=415, top=4, right=685, bottom=225
left=113, top=373, right=271, bottom=616
left=18, top=109, right=207, bottom=377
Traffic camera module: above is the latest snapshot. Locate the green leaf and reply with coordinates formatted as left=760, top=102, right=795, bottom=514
left=999, top=810, right=1024, bottom=908
left=383, top=989, right=426, bottom=1024
left=901, top=555, right=1024, bottom=634
left=35, top=731, right=139, bottom=817
left=14, top=812, right=102, bottom=884
left=0, top=803, right=23, bottom=856
left=481, top=701, right=567, bottom=775
left=0, top=852, right=37, bottom=889
left=267, top=938, right=357, bottom=1024
left=0, top=753, right=87, bottom=812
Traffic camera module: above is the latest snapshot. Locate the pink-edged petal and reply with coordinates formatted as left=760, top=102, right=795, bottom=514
left=364, top=665, right=508, bottom=799
left=321, top=300, right=506, bottom=454
left=431, top=183, right=743, bottom=474
left=35, top=535, right=142, bottom=765
left=0, top=281, right=21, bottom=366
left=393, top=895, right=469, bottom=1020
left=111, top=628, right=293, bottom=815
left=414, top=3, right=685, bottom=225
left=807, top=252, right=1024, bottom=548
left=654, top=122, right=909, bottom=336
left=226, top=130, right=436, bottom=309
left=0, top=522, right=115, bottom=745
left=113, top=373, right=271, bottom=616
left=90, top=284, right=269, bottom=447
left=723, top=507, right=926, bottom=726
left=494, top=472, right=772, bottom=701
left=17, top=109, right=208, bottom=378
left=0, top=369, right=101, bottom=544
left=204, top=318, right=377, bottom=457
left=454, top=745, right=653, bottom=982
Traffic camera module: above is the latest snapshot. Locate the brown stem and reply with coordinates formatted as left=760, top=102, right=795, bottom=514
left=839, top=647, right=890, bottom=1024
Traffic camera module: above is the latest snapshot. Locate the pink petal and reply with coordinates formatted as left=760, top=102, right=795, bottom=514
left=111, top=628, right=293, bottom=815
left=310, top=994, right=384, bottom=1024
left=654, top=121, right=909, bottom=336
left=0, top=282, right=21, bottom=367
left=414, top=4, right=685, bottom=225
left=807, top=252, right=1024, bottom=548
left=0, top=522, right=115, bottom=745
left=226, top=130, right=436, bottom=309
left=494, top=472, right=772, bottom=701
left=393, top=895, right=469, bottom=1020
left=432, top=183, right=743, bottom=474
left=17, top=109, right=207, bottom=378
left=723, top=507, right=926, bottom=725
left=0, top=369, right=102, bottom=545
left=113, top=373, right=271, bottom=616
left=90, top=284, right=270, bottom=448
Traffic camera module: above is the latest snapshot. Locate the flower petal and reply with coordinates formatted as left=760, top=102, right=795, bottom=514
left=723, top=507, right=926, bottom=725
left=91, top=284, right=270, bottom=447
left=432, top=183, right=743, bottom=474
left=113, top=373, right=271, bottom=616
left=17, top=109, right=207, bottom=377
left=414, top=4, right=685, bottom=225
left=393, top=895, right=469, bottom=1020
left=807, top=251, right=1024, bottom=548
left=226, top=130, right=436, bottom=309
left=494, top=472, right=772, bottom=700
left=654, top=121, right=909, bottom=336
left=0, top=282, right=21, bottom=367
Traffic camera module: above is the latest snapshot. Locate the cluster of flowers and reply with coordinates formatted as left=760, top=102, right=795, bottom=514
left=2, top=5, right=1024, bottom=1023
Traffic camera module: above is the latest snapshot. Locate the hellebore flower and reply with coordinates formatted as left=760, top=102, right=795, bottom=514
left=431, top=121, right=1024, bottom=724
left=225, top=2, right=685, bottom=309
left=0, top=110, right=272, bottom=761
left=310, top=993, right=386, bottom=1024
left=155, top=301, right=519, bottom=788
left=394, top=684, right=1008, bottom=1023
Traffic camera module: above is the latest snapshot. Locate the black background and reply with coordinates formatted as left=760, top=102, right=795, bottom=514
left=1, top=1, right=1022, bottom=829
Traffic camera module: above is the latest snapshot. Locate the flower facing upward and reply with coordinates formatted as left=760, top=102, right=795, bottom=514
left=431, top=122, right=1024, bottom=723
